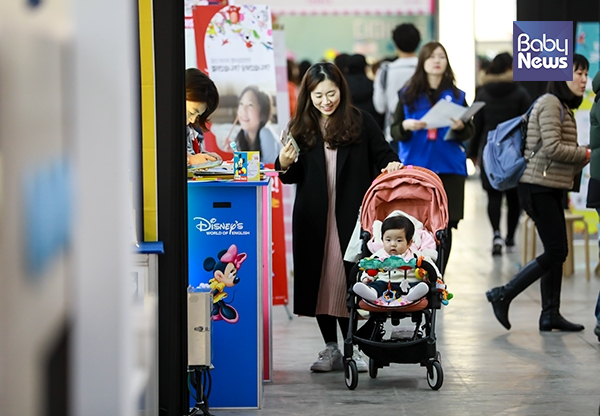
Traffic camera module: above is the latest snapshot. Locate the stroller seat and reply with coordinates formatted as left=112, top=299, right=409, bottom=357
left=357, top=297, right=428, bottom=313
left=343, top=166, right=449, bottom=392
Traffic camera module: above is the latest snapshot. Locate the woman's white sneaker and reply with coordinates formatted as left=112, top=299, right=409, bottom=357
left=353, top=347, right=368, bottom=373
left=310, top=345, right=343, bottom=372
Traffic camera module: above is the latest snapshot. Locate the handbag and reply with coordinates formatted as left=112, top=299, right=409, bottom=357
left=570, top=170, right=583, bottom=193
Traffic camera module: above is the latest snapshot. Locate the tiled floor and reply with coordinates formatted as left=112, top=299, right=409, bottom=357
left=212, top=177, right=600, bottom=416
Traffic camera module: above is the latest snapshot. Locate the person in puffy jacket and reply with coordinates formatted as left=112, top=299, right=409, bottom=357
left=486, top=54, right=590, bottom=332
left=469, top=53, right=532, bottom=256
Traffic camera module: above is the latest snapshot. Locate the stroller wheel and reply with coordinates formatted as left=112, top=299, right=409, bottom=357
left=426, top=360, right=443, bottom=390
left=368, top=358, right=378, bottom=379
left=344, top=360, right=359, bottom=390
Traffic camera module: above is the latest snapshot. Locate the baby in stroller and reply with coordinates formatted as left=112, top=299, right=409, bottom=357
left=342, top=166, right=449, bottom=390
left=353, top=214, right=438, bottom=305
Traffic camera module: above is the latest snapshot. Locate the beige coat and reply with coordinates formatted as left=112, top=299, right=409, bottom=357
left=521, top=93, right=587, bottom=189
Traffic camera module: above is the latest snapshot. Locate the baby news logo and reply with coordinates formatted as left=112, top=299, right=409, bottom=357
left=513, top=21, right=573, bottom=81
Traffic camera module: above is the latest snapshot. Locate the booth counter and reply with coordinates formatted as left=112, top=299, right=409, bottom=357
left=187, top=179, right=272, bottom=409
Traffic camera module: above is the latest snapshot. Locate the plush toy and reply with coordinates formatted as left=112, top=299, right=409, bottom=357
left=358, top=257, right=383, bottom=279
left=381, top=256, right=416, bottom=271
left=356, top=255, right=429, bottom=305
left=436, top=278, right=453, bottom=305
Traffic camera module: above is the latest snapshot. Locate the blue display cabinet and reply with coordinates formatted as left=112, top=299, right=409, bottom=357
left=187, top=179, right=271, bottom=409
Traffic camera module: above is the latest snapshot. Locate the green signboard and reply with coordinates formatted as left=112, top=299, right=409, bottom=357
left=277, top=14, right=433, bottom=63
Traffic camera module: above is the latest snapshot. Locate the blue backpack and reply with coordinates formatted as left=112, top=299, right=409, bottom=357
left=482, top=97, right=563, bottom=191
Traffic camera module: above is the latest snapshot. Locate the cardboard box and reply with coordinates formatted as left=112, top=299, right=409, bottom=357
left=234, top=151, right=260, bottom=181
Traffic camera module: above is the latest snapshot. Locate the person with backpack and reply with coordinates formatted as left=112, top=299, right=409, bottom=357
left=486, top=54, right=590, bottom=332
left=468, top=53, right=532, bottom=256
left=372, top=23, right=420, bottom=152
left=390, top=41, right=474, bottom=272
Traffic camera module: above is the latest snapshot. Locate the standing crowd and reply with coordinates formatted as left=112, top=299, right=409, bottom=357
left=189, top=22, right=600, bottom=374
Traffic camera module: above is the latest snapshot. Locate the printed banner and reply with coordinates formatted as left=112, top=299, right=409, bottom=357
left=570, top=21, right=599, bottom=234
left=191, top=5, right=281, bottom=164
left=188, top=184, right=262, bottom=408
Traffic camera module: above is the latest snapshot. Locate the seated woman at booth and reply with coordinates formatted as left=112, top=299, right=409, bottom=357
left=233, top=85, right=282, bottom=164
left=186, top=68, right=220, bottom=166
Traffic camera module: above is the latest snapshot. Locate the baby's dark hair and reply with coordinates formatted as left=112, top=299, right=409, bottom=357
left=381, top=215, right=415, bottom=241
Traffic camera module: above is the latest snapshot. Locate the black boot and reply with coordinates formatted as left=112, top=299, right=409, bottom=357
left=486, top=260, right=544, bottom=330
left=539, top=265, right=584, bottom=332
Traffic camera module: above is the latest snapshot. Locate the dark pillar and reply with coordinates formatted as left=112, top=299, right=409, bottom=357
left=153, top=0, right=188, bottom=415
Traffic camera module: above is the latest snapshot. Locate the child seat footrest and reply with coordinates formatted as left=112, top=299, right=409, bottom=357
left=358, top=297, right=428, bottom=313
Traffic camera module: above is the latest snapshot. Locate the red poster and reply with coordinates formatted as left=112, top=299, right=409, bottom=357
left=270, top=177, right=288, bottom=306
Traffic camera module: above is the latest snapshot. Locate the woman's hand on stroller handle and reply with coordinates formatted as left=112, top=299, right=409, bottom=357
left=381, top=161, right=403, bottom=173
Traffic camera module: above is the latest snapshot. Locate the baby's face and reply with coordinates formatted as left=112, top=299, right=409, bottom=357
left=382, top=228, right=411, bottom=256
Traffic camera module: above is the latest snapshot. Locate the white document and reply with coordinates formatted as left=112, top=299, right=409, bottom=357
left=461, top=101, right=486, bottom=121
left=419, top=100, right=467, bottom=128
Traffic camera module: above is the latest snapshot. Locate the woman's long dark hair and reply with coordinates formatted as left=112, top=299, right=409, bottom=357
left=401, top=41, right=461, bottom=111
left=235, top=86, right=272, bottom=151
left=185, top=68, right=219, bottom=131
left=288, top=62, right=362, bottom=150
left=546, top=54, right=589, bottom=109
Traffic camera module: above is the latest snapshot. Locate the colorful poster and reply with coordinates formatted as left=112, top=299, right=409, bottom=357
left=571, top=22, right=599, bottom=233
left=270, top=177, right=288, bottom=306
left=191, top=5, right=281, bottom=163
left=576, top=22, right=600, bottom=77
left=188, top=184, right=263, bottom=408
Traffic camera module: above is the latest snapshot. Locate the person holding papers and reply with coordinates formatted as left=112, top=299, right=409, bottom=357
left=390, top=41, right=473, bottom=271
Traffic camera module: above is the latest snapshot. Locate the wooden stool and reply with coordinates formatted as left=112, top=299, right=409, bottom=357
left=521, top=210, right=590, bottom=281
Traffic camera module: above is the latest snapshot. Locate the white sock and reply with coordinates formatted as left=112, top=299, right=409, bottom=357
left=406, top=282, right=429, bottom=302
left=353, top=282, right=378, bottom=301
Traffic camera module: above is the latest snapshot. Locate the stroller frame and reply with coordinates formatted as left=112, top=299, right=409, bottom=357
left=342, top=166, right=449, bottom=391
left=343, top=258, right=444, bottom=390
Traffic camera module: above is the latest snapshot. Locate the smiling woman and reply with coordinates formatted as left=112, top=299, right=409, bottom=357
left=274, top=61, right=401, bottom=373
left=233, top=85, right=282, bottom=164
left=309, top=79, right=340, bottom=117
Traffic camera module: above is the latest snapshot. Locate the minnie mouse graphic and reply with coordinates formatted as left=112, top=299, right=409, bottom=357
left=204, top=244, right=247, bottom=323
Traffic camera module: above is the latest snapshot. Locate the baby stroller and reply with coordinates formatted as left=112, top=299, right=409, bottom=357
left=343, top=166, right=449, bottom=390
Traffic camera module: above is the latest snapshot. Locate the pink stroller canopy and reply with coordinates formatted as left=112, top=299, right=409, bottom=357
left=360, top=166, right=449, bottom=243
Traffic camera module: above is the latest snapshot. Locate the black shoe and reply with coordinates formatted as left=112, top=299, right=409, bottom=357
left=594, top=324, right=600, bottom=342
left=539, top=312, right=584, bottom=332
left=486, top=287, right=511, bottom=330
left=492, top=236, right=503, bottom=256
left=487, top=260, right=543, bottom=331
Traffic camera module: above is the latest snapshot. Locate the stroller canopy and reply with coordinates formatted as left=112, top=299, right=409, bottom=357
left=360, top=166, right=449, bottom=242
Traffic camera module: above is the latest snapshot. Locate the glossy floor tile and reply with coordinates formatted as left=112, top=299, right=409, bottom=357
left=211, top=177, right=600, bottom=416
